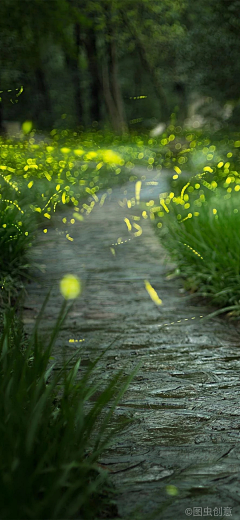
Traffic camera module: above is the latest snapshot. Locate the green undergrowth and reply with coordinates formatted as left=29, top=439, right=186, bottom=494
left=150, top=127, right=240, bottom=317
left=0, top=128, right=134, bottom=302
left=0, top=294, right=140, bottom=519
left=158, top=192, right=240, bottom=314
left=3, top=122, right=240, bottom=312
left=0, top=123, right=178, bottom=303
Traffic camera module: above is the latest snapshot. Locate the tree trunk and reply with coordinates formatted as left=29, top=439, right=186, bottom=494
left=65, top=23, right=83, bottom=127
left=84, top=28, right=101, bottom=124
left=110, top=38, right=127, bottom=132
left=120, top=10, right=169, bottom=122
left=73, top=23, right=83, bottom=125
left=174, top=81, right=187, bottom=124
left=101, top=21, right=128, bottom=134
left=35, top=67, right=52, bottom=127
left=0, top=95, right=5, bottom=136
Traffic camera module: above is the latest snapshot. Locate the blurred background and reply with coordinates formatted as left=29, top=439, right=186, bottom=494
left=1, top=0, right=240, bottom=135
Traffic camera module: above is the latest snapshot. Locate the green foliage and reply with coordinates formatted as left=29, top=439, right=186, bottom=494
left=152, top=126, right=240, bottom=315
left=159, top=192, right=240, bottom=311
left=0, top=129, right=134, bottom=300
left=0, top=297, right=140, bottom=519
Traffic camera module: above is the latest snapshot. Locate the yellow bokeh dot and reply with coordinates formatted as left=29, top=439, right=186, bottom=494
left=166, top=485, right=179, bottom=496
left=60, top=274, right=81, bottom=300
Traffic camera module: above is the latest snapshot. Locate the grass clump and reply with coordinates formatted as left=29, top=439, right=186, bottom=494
left=149, top=127, right=240, bottom=316
left=157, top=192, right=240, bottom=313
left=0, top=296, right=140, bottom=519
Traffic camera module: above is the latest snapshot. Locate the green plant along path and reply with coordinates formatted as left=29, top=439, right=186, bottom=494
left=2, top=124, right=240, bottom=519
left=3, top=125, right=240, bottom=313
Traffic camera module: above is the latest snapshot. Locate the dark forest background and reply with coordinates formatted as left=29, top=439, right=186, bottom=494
left=1, top=0, right=240, bottom=134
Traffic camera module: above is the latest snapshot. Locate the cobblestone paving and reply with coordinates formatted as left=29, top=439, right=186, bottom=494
left=23, top=167, right=240, bottom=520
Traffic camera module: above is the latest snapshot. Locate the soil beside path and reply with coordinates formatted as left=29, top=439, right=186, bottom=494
left=23, top=167, right=240, bottom=519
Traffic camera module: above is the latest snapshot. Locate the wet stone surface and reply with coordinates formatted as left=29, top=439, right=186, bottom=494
left=23, top=168, right=240, bottom=519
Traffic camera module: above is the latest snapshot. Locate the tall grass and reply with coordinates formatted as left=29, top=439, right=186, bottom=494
left=158, top=192, right=240, bottom=313
left=0, top=295, right=140, bottom=519
left=151, top=127, right=240, bottom=316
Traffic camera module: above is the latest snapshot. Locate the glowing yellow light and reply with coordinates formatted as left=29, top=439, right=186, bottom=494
left=217, top=162, right=224, bottom=168
left=160, top=199, right=169, bottom=213
left=135, top=181, right=142, bottom=204
left=74, top=149, right=84, bottom=157
left=183, top=242, right=202, bottom=258
left=203, top=166, right=213, bottom=173
left=22, top=120, right=32, bottom=134
left=85, top=151, right=97, bottom=160
left=166, top=485, right=179, bottom=497
left=73, top=212, right=84, bottom=221
left=181, top=183, right=190, bottom=200
left=43, top=229, right=48, bottom=233
left=133, top=223, right=142, bottom=236
left=60, top=147, right=70, bottom=154
left=174, top=166, right=181, bottom=174
left=60, top=274, right=81, bottom=300
left=44, top=213, right=51, bottom=219
left=44, top=172, right=51, bottom=181
left=124, top=218, right=132, bottom=231
left=110, top=247, right=115, bottom=256
left=144, top=280, right=162, bottom=305
left=213, top=208, right=217, bottom=215
left=100, top=193, right=107, bottom=206
left=102, top=149, right=122, bottom=165
left=234, top=185, right=240, bottom=191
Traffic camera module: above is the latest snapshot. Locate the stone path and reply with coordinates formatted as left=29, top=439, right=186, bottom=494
left=23, top=167, right=240, bottom=520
